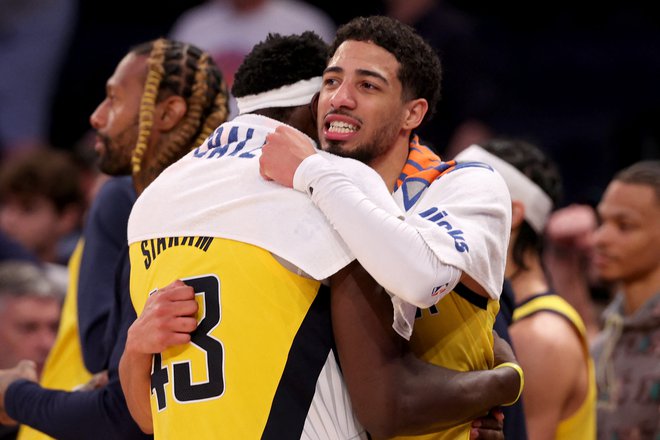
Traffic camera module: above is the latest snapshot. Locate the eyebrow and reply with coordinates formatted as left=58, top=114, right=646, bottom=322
left=323, top=66, right=389, bottom=85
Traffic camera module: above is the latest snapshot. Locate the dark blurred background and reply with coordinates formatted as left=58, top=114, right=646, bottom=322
left=2, top=0, right=659, bottom=206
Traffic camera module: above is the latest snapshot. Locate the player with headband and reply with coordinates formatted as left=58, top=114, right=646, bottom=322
left=457, top=140, right=596, bottom=440
left=120, top=32, right=523, bottom=439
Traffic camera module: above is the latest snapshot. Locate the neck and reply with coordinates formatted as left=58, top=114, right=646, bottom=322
left=506, top=250, right=549, bottom=303
left=621, top=266, right=660, bottom=315
left=369, top=132, right=411, bottom=192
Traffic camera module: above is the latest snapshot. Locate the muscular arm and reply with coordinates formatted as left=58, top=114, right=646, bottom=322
left=119, top=342, right=154, bottom=434
left=260, top=126, right=463, bottom=308
left=331, top=262, right=521, bottom=438
left=260, top=126, right=509, bottom=308
left=120, top=280, right=198, bottom=434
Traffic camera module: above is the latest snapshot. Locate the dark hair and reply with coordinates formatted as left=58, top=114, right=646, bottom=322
left=481, top=138, right=563, bottom=268
left=0, top=149, right=84, bottom=213
left=129, top=38, right=229, bottom=193
left=331, top=16, right=442, bottom=126
left=232, top=32, right=329, bottom=98
left=613, top=160, right=660, bottom=200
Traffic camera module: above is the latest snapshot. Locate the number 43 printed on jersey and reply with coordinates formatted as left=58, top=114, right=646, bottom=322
left=151, top=274, right=225, bottom=410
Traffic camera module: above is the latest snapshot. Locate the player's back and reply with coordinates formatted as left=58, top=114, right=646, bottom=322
left=126, top=113, right=403, bottom=439
left=129, top=236, right=365, bottom=439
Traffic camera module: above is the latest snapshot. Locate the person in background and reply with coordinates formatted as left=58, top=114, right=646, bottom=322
left=169, top=0, right=336, bottom=115
left=0, top=261, right=62, bottom=377
left=0, top=38, right=228, bottom=440
left=544, top=203, right=604, bottom=341
left=590, top=160, right=660, bottom=439
left=0, top=261, right=62, bottom=440
left=0, top=149, right=84, bottom=267
left=456, top=140, right=596, bottom=439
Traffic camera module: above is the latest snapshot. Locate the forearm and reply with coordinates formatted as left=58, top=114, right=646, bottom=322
left=296, top=155, right=460, bottom=308
left=5, top=379, right=149, bottom=440
left=78, top=179, right=135, bottom=372
left=77, top=244, right=119, bottom=372
left=118, top=348, right=154, bottom=434
left=394, top=357, right=520, bottom=434
left=331, top=264, right=520, bottom=437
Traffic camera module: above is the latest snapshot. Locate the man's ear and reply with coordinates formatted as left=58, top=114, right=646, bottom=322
left=511, top=200, right=526, bottom=229
left=155, top=95, right=187, bottom=131
left=402, top=98, right=428, bottom=131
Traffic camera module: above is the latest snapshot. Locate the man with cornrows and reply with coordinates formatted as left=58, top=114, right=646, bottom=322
left=0, top=38, right=228, bottom=440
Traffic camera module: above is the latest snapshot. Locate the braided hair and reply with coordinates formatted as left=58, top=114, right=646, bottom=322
left=129, top=38, right=229, bottom=194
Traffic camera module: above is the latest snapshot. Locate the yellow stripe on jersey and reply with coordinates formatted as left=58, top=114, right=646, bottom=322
left=129, top=237, right=331, bottom=439
left=18, top=239, right=93, bottom=440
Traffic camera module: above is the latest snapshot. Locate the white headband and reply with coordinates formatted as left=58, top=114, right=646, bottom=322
left=235, top=77, right=322, bottom=115
left=455, top=145, right=553, bottom=233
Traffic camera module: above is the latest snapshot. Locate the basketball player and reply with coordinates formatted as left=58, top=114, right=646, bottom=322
left=0, top=38, right=228, bottom=440
left=120, top=32, right=521, bottom=439
left=457, top=140, right=596, bottom=439
left=259, top=16, right=517, bottom=439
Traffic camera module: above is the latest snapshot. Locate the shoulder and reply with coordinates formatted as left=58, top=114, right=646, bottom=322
left=85, top=177, right=135, bottom=232
left=421, top=162, right=511, bottom=216
left=94, top=176, right=136, bottom=205
left=512, top=311, right=584, bottom=362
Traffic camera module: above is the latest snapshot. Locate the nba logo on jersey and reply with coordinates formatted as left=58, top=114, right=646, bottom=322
left=431, top=283, right=449, bottom=297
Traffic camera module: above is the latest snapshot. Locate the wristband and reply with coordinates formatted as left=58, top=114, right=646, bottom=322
left=494, top=362, right=524, bottom=406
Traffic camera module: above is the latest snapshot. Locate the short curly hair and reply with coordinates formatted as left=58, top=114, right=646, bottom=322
left=331, top=16, right=442, bottom=126
left=232, top=31, right=329, bottom=98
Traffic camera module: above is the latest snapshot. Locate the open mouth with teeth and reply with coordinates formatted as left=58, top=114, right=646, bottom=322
left=327, top=121, right=358, bottom=133
left=324, top=116, right=360, bottom=141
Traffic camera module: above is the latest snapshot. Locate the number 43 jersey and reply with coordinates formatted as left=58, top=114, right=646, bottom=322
left=128, top=238, right=363, bottom=439
left=126, top=114, right=399, bottom=439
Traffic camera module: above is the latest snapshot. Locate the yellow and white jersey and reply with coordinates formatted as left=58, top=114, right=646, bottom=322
left=129, top=237, right=365, bottom=439
left=126, top=114, right=387, bottom=439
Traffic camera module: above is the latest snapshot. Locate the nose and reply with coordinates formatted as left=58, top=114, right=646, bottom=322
left=328, top=82, right=356, bottom=111
left=90, top=100, right=108, bottom=130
